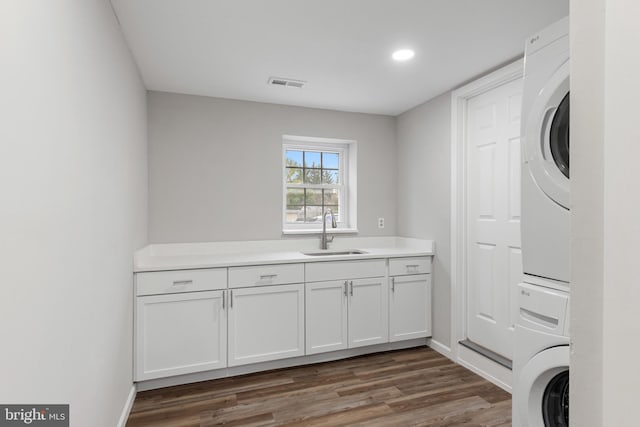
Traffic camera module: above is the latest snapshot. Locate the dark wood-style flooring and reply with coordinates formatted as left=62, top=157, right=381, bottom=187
left=127, top=347, right=511, bottom=426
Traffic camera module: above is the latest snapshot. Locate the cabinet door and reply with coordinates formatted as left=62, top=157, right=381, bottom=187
left=306, top=281, right=348, bottom=355
left=135, top=290, right=227, bottom=381
left=228, top=283, right=305, bottom=366
left=389, top=274, right=432, bottom=342
left=348, top=278, right=389, bottom=348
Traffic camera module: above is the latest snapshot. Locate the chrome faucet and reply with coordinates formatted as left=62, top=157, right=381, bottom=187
left=320, top=208, right=337, bottom=249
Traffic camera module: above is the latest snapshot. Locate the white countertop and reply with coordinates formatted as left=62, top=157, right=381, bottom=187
left=134, top=236, right=434, bottom=272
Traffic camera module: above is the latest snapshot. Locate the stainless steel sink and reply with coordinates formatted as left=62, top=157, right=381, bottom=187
left=302, top=249, right=368, bottom=256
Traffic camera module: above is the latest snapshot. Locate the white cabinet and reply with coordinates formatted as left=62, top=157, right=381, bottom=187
left=133, top=255, right=433, bottom=384
left=228, top=283, right=305, bottom=366
left=305, top=280, right=349, bottom=354
left=228, top=263, right=304, bottom=288
left=134, top=268, right=228, bottom=381
left=135, top=290, right=227, bottom=381
left=305, top=259, right=386, bottom=282
left=389, top=258, right=432, bottom=343
left=349, top=278, right=389, bottom=348
left=305, top=261, right=388, bottom=355
left=136, top=268, right=227, bottom=296
left=389, top=257, right=431, bottom=276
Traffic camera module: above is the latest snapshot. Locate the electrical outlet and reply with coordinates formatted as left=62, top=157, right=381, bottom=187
left=378, top=217, right=385, bottom=229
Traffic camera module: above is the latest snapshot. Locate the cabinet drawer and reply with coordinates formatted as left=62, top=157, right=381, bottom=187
left=228, top=263, right=304, bottom=288
left=305, top=259, right=386, bottom=282
left=389, top=257, right=431, bottom=276
left=136, top=268, right=227, bottom=296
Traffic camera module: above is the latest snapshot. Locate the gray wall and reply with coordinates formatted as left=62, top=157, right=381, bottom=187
left=0, top=1, right=147, bottom=426
left=396, top=92, right=452, bottom=348
left=148, top=91, right=397, bottom=243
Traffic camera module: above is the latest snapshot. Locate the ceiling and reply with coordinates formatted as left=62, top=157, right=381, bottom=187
left=111, top=0, right=569, bottom=116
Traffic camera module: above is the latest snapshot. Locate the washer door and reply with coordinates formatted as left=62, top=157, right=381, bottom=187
left=523, top=60, right=570, bottom=209
left=514, top=346, right=569, bottom=427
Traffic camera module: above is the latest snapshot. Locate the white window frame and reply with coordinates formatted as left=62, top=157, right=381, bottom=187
left=282, top=135, right=358, bottom=234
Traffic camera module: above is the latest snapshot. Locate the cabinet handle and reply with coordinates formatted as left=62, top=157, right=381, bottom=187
left=344, top=281, right=348, bottom=297
left=222, top=290, right=226, bottom=309
left=230, top=290, right=233, bottom=308
left=259, top=274, right=278, bottom=280
left=172, top=280, right=192, bottom=286
left=406, top=264, right=420, bottom=272
left=391, top=277, right=395, bottom=292
left=350, top=281, right=353, bottom=297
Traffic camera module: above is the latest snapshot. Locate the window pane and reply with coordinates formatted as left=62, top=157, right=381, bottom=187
left=304, top=151, right=321, bottom=168
left=323, top=189, right=339, bottom=205
left=286, top=188, right=304, bottom=207
left=322, top=152, right=339, bottom=169
left=286, top=167, right=302, bottom=184
left=285, top=207, right=304, bottom=223
left=286, top=150, right=303, bottom=167
left=322, top=169, right=339, bottom=184
left=303, top=206, right=322, bottom=223
left=305, top=189, right=322, bottom=205
left=304, top=168, right=321, bottom=184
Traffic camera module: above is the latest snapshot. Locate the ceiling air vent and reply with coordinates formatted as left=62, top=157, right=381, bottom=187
left=268, top=77, right=306, bottom=89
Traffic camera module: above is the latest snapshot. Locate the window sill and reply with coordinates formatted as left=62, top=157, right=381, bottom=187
left=282, top=228, right=359, bottom=236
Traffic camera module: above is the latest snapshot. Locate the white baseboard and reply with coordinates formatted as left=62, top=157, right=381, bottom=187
left=429, top=338, right=511, bottom=393
left=117, top=384, right=137, bottom=427
left=427, top=338, right=453, bottom=360
left=457, top=345, right=512, bottom=393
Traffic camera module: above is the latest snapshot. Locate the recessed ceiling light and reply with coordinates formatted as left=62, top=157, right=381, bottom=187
left=392, top=49, right=415, bottom=61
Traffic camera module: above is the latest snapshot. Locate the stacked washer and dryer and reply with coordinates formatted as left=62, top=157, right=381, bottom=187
left=512, top=17, right=571, bottom=427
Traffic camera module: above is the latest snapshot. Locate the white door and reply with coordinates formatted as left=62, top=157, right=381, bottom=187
left=306, top=280, right=348, bottom=354
left=135, top=290, right=227, bottom=381
left=227, top=283, right=305, bottom=367
left=466, top=78, right=524, bottom=360
left=389, top=274, right=432, bottom=342
left=348, top=278, right=388, bottom=348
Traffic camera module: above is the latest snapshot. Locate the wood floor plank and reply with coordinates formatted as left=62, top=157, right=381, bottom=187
left=284, top=403, right=395, bottom=427
left=349, top=396, right=492, bottom=427
left=127, top=346, right=511, bottom=426
left=422, top=399, right=512, bottom=427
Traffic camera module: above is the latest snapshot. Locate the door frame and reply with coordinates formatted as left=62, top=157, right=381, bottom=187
left=450, top=59, right=523, bottom=391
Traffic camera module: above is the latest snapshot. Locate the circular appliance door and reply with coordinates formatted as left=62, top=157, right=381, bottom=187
left=523, top=60, right=570, bottom=209
left=514, top=345, right=569, bottom=427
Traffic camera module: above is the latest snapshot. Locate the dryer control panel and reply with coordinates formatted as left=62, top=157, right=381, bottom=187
left=517, top=282, right=569, bottom=337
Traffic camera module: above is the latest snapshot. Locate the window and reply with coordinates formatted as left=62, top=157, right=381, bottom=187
left=282, top=135, right=357, bottom=233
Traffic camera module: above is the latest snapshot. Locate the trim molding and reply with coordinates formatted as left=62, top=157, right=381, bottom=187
left=450, top=59, right=523, bottom=390
left=457, top=345, right=512, bottom=393
left=426, top=338, right=453, bottom=360
left=117, top=384, right=137, bottom=427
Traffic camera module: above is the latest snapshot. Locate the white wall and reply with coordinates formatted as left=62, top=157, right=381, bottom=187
left=0, top=1, right=147, bottom=426
left=571, top=0, right=640, bottom=425
left=396, top=92, right=452, bottom=348
left=148, top=91, right=396, bottom=243
left=569, top=0, right=604, bottom=424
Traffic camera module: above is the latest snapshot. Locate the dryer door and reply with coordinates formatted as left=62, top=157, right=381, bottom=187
left=523, top=60, right=570, bottom=209
left=513, top=346, right=569, bottom=427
